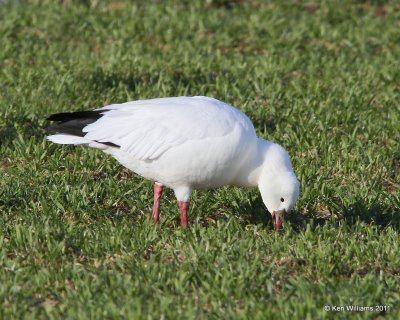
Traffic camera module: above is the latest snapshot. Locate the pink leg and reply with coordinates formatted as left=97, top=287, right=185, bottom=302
left=152, top=183, right=164, bottom=224
left=178, top=201, right=189, bottom=228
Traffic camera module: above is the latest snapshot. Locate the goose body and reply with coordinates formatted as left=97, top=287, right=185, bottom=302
left=47, top=96, right=300, bottom=228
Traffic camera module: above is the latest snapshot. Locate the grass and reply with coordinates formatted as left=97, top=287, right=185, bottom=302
left=0, top=0, right=399, bottom=319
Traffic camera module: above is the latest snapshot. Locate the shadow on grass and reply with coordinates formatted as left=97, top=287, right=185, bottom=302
left=222, top=193, right=400, bottom=232
left=285, top=196, right=400, bottom=232
left=229, top=194, right=272, bottom=227
left=333, top=197, right=400, bottom=229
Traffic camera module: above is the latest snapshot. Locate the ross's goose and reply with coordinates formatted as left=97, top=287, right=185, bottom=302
left=47, top=96, right=300, bottom=229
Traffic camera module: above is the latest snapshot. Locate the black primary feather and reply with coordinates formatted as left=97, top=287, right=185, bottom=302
left=47, top=110, right=119, bottom=148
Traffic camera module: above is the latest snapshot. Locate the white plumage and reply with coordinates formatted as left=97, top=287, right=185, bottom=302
left=47, top=96, right=300, bottom=228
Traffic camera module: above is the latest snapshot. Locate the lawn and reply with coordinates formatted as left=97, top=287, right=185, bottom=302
left=0, top=0, right=399, bottom=319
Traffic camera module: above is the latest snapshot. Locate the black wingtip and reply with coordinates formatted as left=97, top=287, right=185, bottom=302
left=46, top=109, right=119, bottom=148
left=47, top=112, right=67, bottom=121
left=47, top=110, right=106, bottom=122
left=46, top=110, right=105, bottom=137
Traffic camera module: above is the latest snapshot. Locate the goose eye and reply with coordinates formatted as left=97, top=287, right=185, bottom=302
left=280, top=198, right=284, bottom=202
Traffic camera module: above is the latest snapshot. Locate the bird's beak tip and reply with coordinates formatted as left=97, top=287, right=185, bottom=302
left=272, top=210, right=284, bottom=230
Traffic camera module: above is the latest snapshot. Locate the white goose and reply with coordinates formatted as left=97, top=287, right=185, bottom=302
left=47, top=96, right=300, bottom=228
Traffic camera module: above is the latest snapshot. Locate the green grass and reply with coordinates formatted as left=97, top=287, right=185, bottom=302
left=1, top=0, right=399, bottom=319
